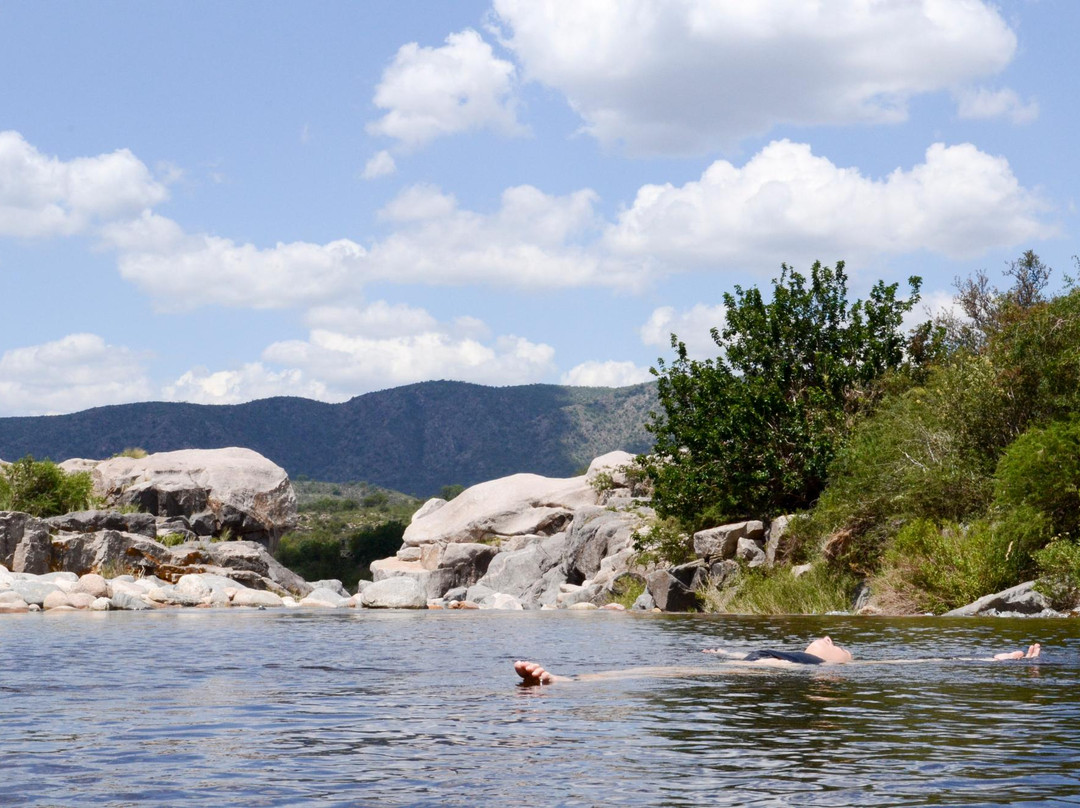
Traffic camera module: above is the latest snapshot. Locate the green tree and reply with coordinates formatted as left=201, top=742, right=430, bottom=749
left=0, top=455, right=95, bottom=517
left=642, top=261, right=921, bottom=529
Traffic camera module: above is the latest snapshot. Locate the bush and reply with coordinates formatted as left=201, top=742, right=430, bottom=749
left=643, top=260, right=922, bottom=529
left=0, top=456, right=96, bottom=517
left=703, top=563, right=857, bottom=615
left=276, top=520, right=407, bottom=591
left=1033, top=540, right=1080, bottom=610
left=632, top=516, right=693, bottom=566
left=994, top=418, right=1080, bottom=538
left=874, top=508, right=1047, bottom=614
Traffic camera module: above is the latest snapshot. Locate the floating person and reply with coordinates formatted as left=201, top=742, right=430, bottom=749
left=513, top=636, right=1042, bottom=686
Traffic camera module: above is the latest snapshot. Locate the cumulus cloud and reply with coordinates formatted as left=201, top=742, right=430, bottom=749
left=560, top=360, right=652, bottom=388
left=101, top=212, right=367, bottom=309
left=304, top=301, right=439, bottom=338
left=361, top=150, right=397, bottom=179
left=607, top=140, right=1053, bottom=271
left=641, top=304, right=726, bottom=359
left=0, top=130, right=168, bottom=238
left=0, top=333, right=154, bottom=416
left=956, top=87, right=1038, bottom=124
left=491, top=0, right=1018, bottom=154
left=163, top=363, right=333, bottom=406
left=368, top=28, right=524, bottom=148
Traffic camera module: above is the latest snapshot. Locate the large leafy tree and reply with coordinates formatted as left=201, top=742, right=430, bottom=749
left=642, top=261, right=921, bottom=528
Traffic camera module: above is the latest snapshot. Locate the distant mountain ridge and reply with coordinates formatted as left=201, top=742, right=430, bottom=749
left=0, top=381, right=657, bottom=497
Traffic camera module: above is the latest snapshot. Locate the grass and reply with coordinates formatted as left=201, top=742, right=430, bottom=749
left=701, top=563, right=858, bottom=615
left=608, top=576, right=646, bottom=608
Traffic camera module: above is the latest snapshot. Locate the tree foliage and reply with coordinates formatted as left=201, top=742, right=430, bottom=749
left=641, top=261, right=921, bottom=528
left=0, top=455, right=96, bottom=517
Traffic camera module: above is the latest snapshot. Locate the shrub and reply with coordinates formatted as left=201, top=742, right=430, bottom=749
left=643, top=260, right=922, bottom=529
left=438, top=484, right=465, bottom=501
left=702, top=563, right=857, bottom=615
left=1033, top=540, right=1080, bottom=610
left=276, top=520, right=407, bottom=591
left=875, top=508, right=1047, bottom=614
left=632, top=516, right=693, bottom=566
left=0, top=456, right=96, bottom=517
left=158, top=532, right=189, bottom=547
left=994, top=418, right=1080, bottom=538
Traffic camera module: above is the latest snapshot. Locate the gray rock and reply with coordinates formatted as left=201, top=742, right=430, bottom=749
left=52, top=530, right=173, bottom=579
left=370, top=557, right=459, bottom=599
left=110, top=591, right=152, bottom=610
left=361, top=577, right=426, bottom=609
left=71, top=573, right=109, bottom=599
left=10, top=579, right=61, bottom=606
left=13, top=528, right=51, bottom=575
left=465, top=584, right=496, bottom=605
left=231, top=589, right=284, bottom=608
left=765, top=515, right=793, bottom=566
left=631, top=591, right=656, bottom=611
left=300, top=587, right=350, bottom=608
left=309, top=579, right=350, bottom=598
left=565, top=508, right=636, bottom=583
left=557, top=582, right=604, bottom=607
left=0, top=511, right=51, bottom=571
left=175, top=541, right=312, bottom=597
left=91, top=448, right=297, bottom=551
left=943, top=581, right=1053, bottom=617
left=708, top=559, right=740, bottom=589
left=693, top=520, right=766, bottom=561
left=43, top=590, right=75, bottom=610
left=646, top=564, right=703, bottom=612
left=46, top=510, right=158, bottom=539
left=438, top=542, right=499, bottom=587
left=90, top=597, right=111, bottom=611
left=792, top=563, right=813, bottom=578
left=736, top=536, right=767, bottom=567
left=488, top=593, right=524, bottom=610
left=173, top=574, right=213, bottom=600
left=443, top=586, right=469, bottom=602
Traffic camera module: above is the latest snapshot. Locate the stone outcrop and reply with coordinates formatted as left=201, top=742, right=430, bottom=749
left=943, top=581, right=1059, bottom=617
left=87, top=448, right=297, bottom=551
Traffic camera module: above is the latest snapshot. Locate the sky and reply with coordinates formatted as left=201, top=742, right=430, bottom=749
left=1, top=0, right=1077, bottom=416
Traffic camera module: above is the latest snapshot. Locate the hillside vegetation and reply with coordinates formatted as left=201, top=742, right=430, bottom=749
left=0, top=381, right=655, bottom=497
left=640, top=252, right=1080, bottom=614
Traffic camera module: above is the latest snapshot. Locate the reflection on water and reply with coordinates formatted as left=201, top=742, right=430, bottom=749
left=1, top=610, right=1077, bottom=807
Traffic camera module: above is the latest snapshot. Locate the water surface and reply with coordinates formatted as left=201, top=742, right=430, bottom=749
left=1, top=610, right=1077, bottom=807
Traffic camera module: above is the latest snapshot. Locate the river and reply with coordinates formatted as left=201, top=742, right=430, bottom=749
left=1, top=609, right=1077, bottom=807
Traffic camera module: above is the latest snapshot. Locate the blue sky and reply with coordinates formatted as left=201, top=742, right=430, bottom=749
left=0, top=0, right=1076, bottom=415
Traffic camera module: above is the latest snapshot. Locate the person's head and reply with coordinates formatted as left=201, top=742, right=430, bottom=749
left=804, top=636, right=853, bottom=663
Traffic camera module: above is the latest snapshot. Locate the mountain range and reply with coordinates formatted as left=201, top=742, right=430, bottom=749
left=0, top=381, right=657, bottom=497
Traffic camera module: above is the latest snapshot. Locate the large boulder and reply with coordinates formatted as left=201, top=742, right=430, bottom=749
left=361, top=577, right=426, bottom=609
left=943, top=581, right=1057, bottom=617
left=400, top=451, right=633, bottom=550
left=693, top=521, right=766, bottom=561
left=46, top=510, right=157, bottom=539
left=90, top=448, right=297, bottom=551
left=646, top=560, right=706, bottom=612
left=370, top=557, right=458, bottom=600
left=51, top=530, right=173, bottom=578
left=0, top=512, right=52, bottom=573
left=564, top=508, right=639, bottom=584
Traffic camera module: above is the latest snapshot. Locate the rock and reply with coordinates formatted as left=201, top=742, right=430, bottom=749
left=46, top=510, right=158, bottom=539
left=68, top=592, right=96, bottom=609
left=852, top=581, right=872, bottom=612
left=300, top=587, right=350, bottom=608
left=476, top=544, right=548, bottom=598
left=370, top=557, right=458, bottom=600
left=10, top=579, right=61, bottom=606
left=631, top=591, right=655, bottom=611
left=557, top=582, right=604, bottom=607
left=175, top=541, right=312, bottom=597
left=708, top=560, right=740, bottom=589
left=91, top=448, right=297, bottom=551
left=1, top=512, right=52, bottom=572
left=943, top=581, right=1054, bottom=617
left=564, top=508, right=638, bottom=583
left=645, top=561, right=705, bottom=612
left=361, top=577, right=426, bottom=609
left=489, top=593, right=524, bottom=610
left=231, top=589, right=285, bottom=608
left=465, top=584, right=496, bottom=605
left=411, top=498, right=447, bottom=523
left=736, top=536, right=767, bottom=567
left=401, top=470, right=598, bottom=549
left=568, top=602, right=598, bottom=610
left=601, top=603, right=626, bottom=611
left=396, top=546, right=422, bottom=562
left=71, top=573, right=109, bottom=599
left=693, top=521, right=766, bottom=561
left=438, top=542, right=499, bottom=587
left=792, top=563, right=813, bottom=578
left=51, top=530, right=173, bottom=579
left=42, top=590, right=75, bottom=610
left=90, top=597, right=111, bottom=611
left=58, top=458, right=99, bottom=474
left=110, top=579, right=149, bottom=597
left=309, top=579, right=350, bottom=598
left=765, top=515, right=793, bottom=566
left=174, top=574, right=213, bottom=601
left=110, top=591, right=152, bottom=610
left=0, top=596, right=30, bottom=612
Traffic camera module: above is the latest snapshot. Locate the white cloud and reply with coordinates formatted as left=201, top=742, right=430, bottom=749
left=101, top=212, right=367, bottom=310
left=0, top=130, right=168, bottom=238
left=641, top=304, right=726, bottom=359
left=607, top=140, right=1053, bottom=271
left=491, top=0, right=1018, bottom=154
left=361, top=150, right=397, bottom=179
left=956, top=87, right=1038, bottom=124
left=305, top=301, right=438, bottom=338
left=368, top=28, right=524, bottom=148
left=560, top=360, right=652, bottom=388
left=0, top=333, right=154, bottom=416
left=163, top=363, right=333, bottom=406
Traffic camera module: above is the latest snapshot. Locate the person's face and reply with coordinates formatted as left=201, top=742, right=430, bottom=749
left=805, top=636, right=853, bottom=663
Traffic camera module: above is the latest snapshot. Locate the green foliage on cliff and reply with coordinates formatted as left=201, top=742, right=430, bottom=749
left=641, top=261, right=922, bottom=531
left=0, top=455, right=95, bottom=517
